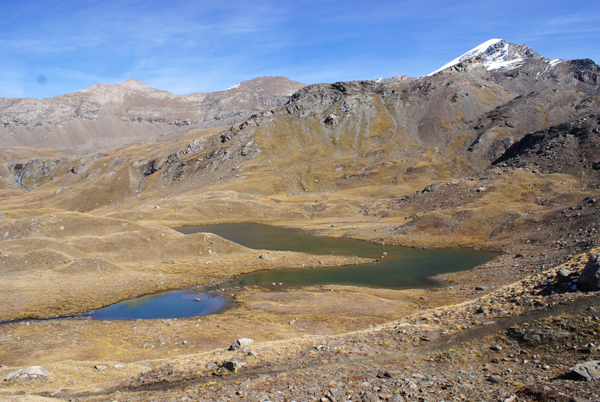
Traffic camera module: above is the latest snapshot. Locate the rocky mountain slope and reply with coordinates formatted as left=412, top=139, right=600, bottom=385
left=429, top=38, right=550, bottom=75
left=0, top=76, right=305, bottom=151
left=1, top=38, right=598, bottom=255
left=0, top=39, right=599, bottom=401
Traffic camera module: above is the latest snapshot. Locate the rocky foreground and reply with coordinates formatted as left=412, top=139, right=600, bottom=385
left=2, top=252, right=599, bottom=402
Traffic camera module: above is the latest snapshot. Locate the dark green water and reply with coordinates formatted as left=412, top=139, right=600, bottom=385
left=176, top=224, right=498, bottom=289
left=89, top=223, right=496, bottom=319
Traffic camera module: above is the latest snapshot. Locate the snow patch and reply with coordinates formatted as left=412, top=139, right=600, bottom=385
left=428, top=39, right=503, bottom=76
left=536, top=59, right=565, bottom=79
left=225, top=83, right=240, bottom=90
left=485, top=58, right=524, bottom=71
left=427, top=39, right=549, bottom=75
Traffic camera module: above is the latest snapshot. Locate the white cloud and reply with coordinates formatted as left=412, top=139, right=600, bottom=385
left=546, top=15, right=599, bottom=26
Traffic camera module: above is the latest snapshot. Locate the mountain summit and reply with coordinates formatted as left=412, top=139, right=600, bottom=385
left=429, top=39, right=551, bottom=75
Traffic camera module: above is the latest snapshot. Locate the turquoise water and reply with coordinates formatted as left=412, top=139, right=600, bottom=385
left=89, top=224, right=497, bottom=319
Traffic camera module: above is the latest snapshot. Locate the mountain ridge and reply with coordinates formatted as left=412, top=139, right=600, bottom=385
left=0, top=76, right=305, bottom=151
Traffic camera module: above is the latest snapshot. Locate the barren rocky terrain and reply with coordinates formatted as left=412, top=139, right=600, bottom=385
left=1, top=40, right=599, bottom=401
left=0, top=77, right=305, bottom=151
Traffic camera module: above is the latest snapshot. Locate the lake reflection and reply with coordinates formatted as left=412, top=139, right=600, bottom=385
left=87, top=291, right=227, bottom=320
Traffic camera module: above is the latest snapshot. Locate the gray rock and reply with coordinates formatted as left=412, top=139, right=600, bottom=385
left=376, top=370, right=394, bottom=378
left=21, top=366, right=48, bottom=376
left=221, top=360, right=243, bottom=372
left=486, top=375, right=503, bottom=384
left=578, top=255, right=600, bottom=290
left=361, top=391, right=379, bottom=402
left=556, top=267, right=574, bottom=282
left=406, top=379, right=418, bottom=390
left=4, top=370, right=21, bottom=382
left=4, top=366, right=48, bottom=381
left=422, top=183, right=440, bottom=193
left=213, top=360, right=245, bottom=375
left=259, top=253, right=269, bottom=260
left=324, top=113, right=338, bottom=126
left=570, top=360, right=600, bottom=381
left=229, top=337, right=253, bottom=350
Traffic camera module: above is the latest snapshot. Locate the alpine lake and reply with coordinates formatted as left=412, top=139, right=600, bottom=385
left=87, top=224, right=498, bottom=320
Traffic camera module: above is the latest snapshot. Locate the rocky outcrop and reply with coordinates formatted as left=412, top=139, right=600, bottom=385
left=492, top=110, right=600, bottom=179
left=4, top=366, right=48, bottom=382
left=570, top=360, right=600, bottom=381
left=578, top=255, right=600, bottom=291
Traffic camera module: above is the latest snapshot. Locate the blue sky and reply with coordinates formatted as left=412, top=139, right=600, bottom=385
left=1, top=0, right=599, bottom=99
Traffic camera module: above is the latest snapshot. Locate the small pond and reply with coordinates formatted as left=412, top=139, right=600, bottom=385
left=84, top=291, right=227, bottom=320
left=87, top=224, right=497, bottom=319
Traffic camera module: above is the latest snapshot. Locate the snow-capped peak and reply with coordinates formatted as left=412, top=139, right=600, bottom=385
left=428, top=39, right=548, bottom=76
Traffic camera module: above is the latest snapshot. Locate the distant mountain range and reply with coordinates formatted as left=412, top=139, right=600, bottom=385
left=0, top=76, right=305, bottom=151
left=3, top=39, right=598, bottom=201
left=2, top=38, right=599, bottom=201
left=2, top=39, right=598, bottom=154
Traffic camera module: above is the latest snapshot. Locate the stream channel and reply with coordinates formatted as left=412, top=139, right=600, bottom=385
left=87, top=224, right=497, bottom=320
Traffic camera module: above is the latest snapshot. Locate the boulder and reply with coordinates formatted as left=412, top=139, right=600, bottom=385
left=570, top=360, right=600, bottom=381
left=555, top=267, right=574, bottom=283
left=4, top=366, right=48, bottom=381
left=578, top=255, right=600, bottom=290
left=214, top=360, right=245, bottom=375
left=229, top=337, right=253, bottom=350
left=221, top=360, right=243, bottom=372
